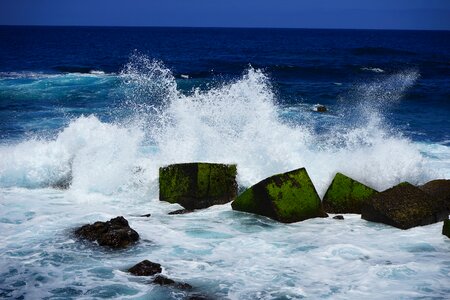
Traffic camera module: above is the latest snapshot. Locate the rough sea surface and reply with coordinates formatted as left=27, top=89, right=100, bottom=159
left=0, top=27, right=449, bottom=299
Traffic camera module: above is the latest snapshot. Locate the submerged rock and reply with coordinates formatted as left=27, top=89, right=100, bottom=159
left=314, top=104, right=327, bottom=112
left=128, top=260, right=162, bottom=276
left=361, top=182, right=449, bottom=230
left=152, top=275, right=192, bottom=290
left=443, top=220, right=450, bottom=238
left=168, top=208, right=195, bottom=215
left=420, top=179, right=450, bottom=210
left=333, top=215, right=344, bottom=220
left=159, top=162, right=237, bottom=209
left=74, top=216, right=139, bottom=249
left=231, top=167, right=327, bottom=223
left=322, top=173, right=378, bottom=214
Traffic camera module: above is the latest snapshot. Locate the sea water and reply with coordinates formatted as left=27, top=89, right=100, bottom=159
left=0, top=27, right=449, bottom=299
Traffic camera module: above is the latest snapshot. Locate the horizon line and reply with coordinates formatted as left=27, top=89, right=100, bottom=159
left=0, top=24, right=449, bottom=32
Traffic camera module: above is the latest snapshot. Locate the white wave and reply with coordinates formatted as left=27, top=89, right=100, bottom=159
left=361, top=67, right=385, bottom=73
left=0, top=56, right=441, bottom=197
left=0, top=116, right=148, bottom=195
left=89, top=70, right=106, bottom=75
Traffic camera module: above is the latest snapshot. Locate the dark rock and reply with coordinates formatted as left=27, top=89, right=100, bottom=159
left=420, top=179, right=450, bottom=210
left=333, top=215, right=344, bottom=220
left=159, top=163, right=237, bottom=209
left=75, top=216, right=139, bottom=249
left=232, top=168, right=327, bottom=223
left=152, top=275, right=192, bottom=290
left=443, top=220, right=450, bottom=238
left=153, top=275, right=175, bottom=285
left=314, top=104, right=327, bottom=112
left=361, top=182, right=449, bottom=229
left=188, top=295, right=211, bottom=300
left=128, top=260, right=161, bottom=276
left=51, top=176, right=72, bottom=189
left=168, top=209, right=195, bottom=215
left=139, top=213, right=151, bottom=218
left=322, top=173, right=378, bottom=214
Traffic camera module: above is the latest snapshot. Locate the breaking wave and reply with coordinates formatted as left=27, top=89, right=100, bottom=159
left=0, top=55, right=440, bottom=196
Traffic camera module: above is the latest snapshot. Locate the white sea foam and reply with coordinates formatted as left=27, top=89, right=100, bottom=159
left=0, top=57, right=442, bottom=197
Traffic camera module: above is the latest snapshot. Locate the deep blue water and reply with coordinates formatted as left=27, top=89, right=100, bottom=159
left=0, top=26, right=449, bottom=143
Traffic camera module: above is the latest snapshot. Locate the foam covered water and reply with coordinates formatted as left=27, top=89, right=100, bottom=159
left=1, top=54, right=449, bottom=299
left=0, top=57, right=442, bottom=195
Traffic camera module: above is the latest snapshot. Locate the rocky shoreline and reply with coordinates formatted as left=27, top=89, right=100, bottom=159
left=73, top=162, right=450, bottom=298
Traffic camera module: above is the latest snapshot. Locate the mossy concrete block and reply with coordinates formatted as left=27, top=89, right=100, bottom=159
left=159, top=162, right=237, bottom=209
left=420, top=179, right=450, bottom=211
left=443, top=220, right=450, bottom=238
left=231, top=167, right=327, bottom=223
left=361, top=182, right=449, bottom=230
left=322, top=173, right=378, bottom=214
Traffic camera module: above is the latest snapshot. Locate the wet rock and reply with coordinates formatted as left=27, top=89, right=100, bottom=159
left=333, top=215, right=344, bottom=220
left=443, top=220, right=450, bottom=238
left=232, top=167, right=327, bottom=223
left=159, top=163, right=237, bottom=209
left=188, top=295, right=212, bottom=300
left=51, top=176, right=72, bottom=189
left=314, top=104, right=327, bottom=112
left=420, top=179, right=450, bottom=210
left=168, top=209, right=195, bottom=215
left=152, top=275, right=192, bottom=290
left=128, top=260, right=161, bottom=276
left=75, top=216, right=139, bottom=249
left=361, top=182, right=449, bottom=229
left=322, top=173, right=378, bottom=214
left=139, top=213, right=151, bottom=218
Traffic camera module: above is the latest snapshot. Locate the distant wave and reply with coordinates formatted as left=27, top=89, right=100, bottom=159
left=52, top=65, right=97, bottom=74
left=351, top=47, right=415, bottom=56
left=0, top=70, right=111, bottom=80
left=361, top=67, right=385, bottom=73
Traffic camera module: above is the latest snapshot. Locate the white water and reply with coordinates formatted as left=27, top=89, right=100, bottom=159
left=1, top=56, right=449, bottom=299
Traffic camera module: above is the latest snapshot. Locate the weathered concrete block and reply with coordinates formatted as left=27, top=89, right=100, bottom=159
left=159, top=162, right=237, bottom=209
left=231, top=167, right=327, bottom=223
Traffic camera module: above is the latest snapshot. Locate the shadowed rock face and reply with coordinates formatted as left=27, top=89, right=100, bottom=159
left=128, top=260, right=162, bottom=276
left=443, top=220, right=450, bottom=238
left=159, top=163, right=237, bottom=209
left=152, top=275, right=192, bottom=290
left=168, top=209, right=195, bottom=215
left=361, top=182, right=449, bottom=230
left=420, top=179, right=450, bottom=210
left=322, top=173, right=378, bottom=214
left=232, top=167, right=327, bottom=223
left=75, top=216, right=139, bottom=249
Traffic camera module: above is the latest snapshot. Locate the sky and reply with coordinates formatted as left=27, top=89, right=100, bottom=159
left=0, top=0, right=449, bottom=30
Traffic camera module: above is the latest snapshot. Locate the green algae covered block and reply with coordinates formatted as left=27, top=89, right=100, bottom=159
left=443, top=219, right=450, bottom=238
left=231, top=168, right=327, bottom=223
left=159, top=163, right=237, bottom=209
left=322, top=173, right=378, bottom=214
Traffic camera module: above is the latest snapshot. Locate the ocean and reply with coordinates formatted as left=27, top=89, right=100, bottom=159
left=0, top=26, right=449, bottom=299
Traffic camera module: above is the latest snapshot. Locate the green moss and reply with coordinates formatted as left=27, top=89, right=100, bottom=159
left=232, top=168, right=323, bottom=223
left=159, top=162, right=237, bottom=209
left=266, top=169, right=321, bottom=222
left=443, top=220, right=450, bottom=238
left=231, top=187, right=258, bottom=213
left=207, top=164, right=237, bottom=197
left=322, top=173, right=377, bottom=213
left=196, top=163, right=211, bottom=198
left=159, top=165, right=191, bottom=203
